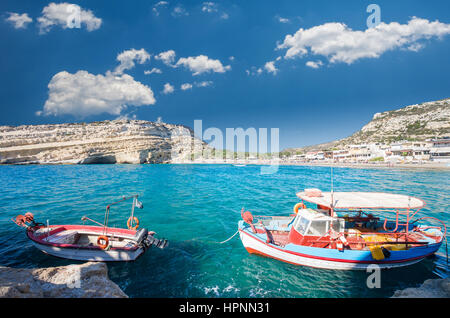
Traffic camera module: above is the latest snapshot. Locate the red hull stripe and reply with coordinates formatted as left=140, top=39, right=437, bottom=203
left=240, top=229, right=435, bottom=264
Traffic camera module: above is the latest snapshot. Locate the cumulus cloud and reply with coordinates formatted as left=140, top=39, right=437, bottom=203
left=5, top=12, right=33, bottom=29
left=40, top=71, right=155, bottom=117
left=162, top=83, right=175, bottom=94
left=114, top=48, right=150, bottom=74
left=277, top=17, right=450, bottom=65
left=264, top=61, right=278, bottom=74
left=181, top=83, right=193, bottom=90
left=37, top=2, right=102, bottom=34
left=144, top=68, right=162, bottom=75
left=155, top=50, right=176, bottom=66
left=305, top=60, right=323, bottom=69
left=175, top=55, right=231, bottom=75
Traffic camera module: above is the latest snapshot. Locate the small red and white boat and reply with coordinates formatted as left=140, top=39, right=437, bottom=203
left=239, top=189, right=446, bottom=270
left=13, top=195, right=168, bottom=262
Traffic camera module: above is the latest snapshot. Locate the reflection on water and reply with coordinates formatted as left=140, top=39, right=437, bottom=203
left=0, top=164, right=448, bottom=297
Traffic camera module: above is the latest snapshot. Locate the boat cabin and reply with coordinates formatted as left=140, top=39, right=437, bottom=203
left=288, top=208, right=344, bottom=245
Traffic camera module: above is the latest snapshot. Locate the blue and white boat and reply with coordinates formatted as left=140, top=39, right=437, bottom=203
left=238, top=189, right=446, bottom=270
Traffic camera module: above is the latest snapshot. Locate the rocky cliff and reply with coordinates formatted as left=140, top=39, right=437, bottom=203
left=0, top=119, right=205, bottom=164
left=285, top=98, right=450, bottom=153
left=0, top=262, right=127, bottom=298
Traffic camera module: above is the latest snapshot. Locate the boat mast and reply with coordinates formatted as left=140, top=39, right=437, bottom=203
left=330, top=152, right=334, bottom=217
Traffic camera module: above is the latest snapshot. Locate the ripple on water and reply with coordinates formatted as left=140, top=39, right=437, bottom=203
left=0, top=164, right=448, bottom=297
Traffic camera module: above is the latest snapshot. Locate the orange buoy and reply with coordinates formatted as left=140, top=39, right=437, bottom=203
left=127, top=216, right=139, bottom=230
left=24, top=212, right=34, bottom=223
left=242, top=211, right=254, bottom=224
left=97, top=235, right=109, bottom=249
left=15, top=215, right=27, bottom=226
left=293, top=202, right=306, bottom=214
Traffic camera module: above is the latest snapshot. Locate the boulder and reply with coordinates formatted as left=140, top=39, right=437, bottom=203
left=392, top=278, right=450, bottom=298
left=0, top=262, right=127, bottom=298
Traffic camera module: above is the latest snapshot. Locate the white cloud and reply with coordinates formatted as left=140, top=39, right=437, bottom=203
left=114, top=48, right=150, bottom=74
left=201, top=2, right=228, bottom=19
left=37, top=2, right=102, bottom=34
left=305, top=60, right=323, bottom=69
left=41, top=70, right=155, bottom=117
left=264, top=61, right=278, bottom=74
left=278, top=16, right=290, bottom=24
left=277, top=17, right=450, bottom=65
left=202, top=2, right=218, bottom=13
left=144, top=68, right=162, bottom=75
left=163, top=83, right=174, bottom=94
left=153, top=1, right=169, bottom=16
left=5, top=12, right=32, bottom=29
left=155, top=50, right=176, bottom=66
left=196, top=81, right=213, bottom=87
left=172, top=6, right=188, bottom=17
left=181, top=83, right=193, bottom=90
left=176, top=55, right=231, bottom=75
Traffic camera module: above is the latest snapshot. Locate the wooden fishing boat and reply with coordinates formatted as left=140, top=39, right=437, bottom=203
left=238, top=189, right=446, bottom=270
left=12, top=195, right=168, bottom=262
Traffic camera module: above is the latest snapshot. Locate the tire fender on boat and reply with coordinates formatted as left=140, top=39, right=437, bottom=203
left=127, top=216, right=139, bottom=230
left=97, top=235, right=109, bottom=249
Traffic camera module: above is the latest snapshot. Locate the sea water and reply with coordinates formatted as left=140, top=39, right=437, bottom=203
left=0, top=164, right=448, bottom=297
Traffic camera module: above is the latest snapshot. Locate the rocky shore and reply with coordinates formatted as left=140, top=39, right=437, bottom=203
left=0, top=262, right=127, bottom=298
left=0, top=119, right=205, bottom=165
left=392, top=278, right=450, bottom=298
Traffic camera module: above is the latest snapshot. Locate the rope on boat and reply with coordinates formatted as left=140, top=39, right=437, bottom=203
left=217, top=230, right=240, bottom=244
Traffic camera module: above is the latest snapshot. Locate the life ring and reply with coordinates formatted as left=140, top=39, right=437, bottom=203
left=293, top=202, right=306, bottom=214
left=127, top=216, right=139, bottom=230
left=97, top=235, right=109, bottom=249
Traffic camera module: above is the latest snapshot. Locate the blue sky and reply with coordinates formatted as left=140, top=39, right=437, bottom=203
left=1, top=0, right=449, bottom=149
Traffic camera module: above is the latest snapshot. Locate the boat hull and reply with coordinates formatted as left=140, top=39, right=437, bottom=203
left=239, top=228, right=440, bottom=270
left=31, top=241, right=145, bottom=262
left=27, top=224, right=146, bottom=262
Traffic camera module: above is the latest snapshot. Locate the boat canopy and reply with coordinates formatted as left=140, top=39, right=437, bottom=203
left=296, top=191, right=425, bottom=210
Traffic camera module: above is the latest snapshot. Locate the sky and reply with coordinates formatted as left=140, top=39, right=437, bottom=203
left=1, top=0, right=449, bottom=150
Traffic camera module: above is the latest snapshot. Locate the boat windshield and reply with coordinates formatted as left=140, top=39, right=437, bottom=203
left=293, top=214, right=345, bottom=236
left=294, top=216, right=310, bottom=235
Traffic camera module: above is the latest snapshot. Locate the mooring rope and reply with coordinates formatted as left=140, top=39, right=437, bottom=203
left=217, top=230, right=240, bottom=244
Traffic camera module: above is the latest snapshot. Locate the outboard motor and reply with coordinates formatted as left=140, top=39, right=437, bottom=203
left=135, top=228, right=149, bottom=244
left=143, top=234, right=168, bottom=249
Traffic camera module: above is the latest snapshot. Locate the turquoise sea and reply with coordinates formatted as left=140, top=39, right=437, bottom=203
left=0, top=164, right=448, bottom=297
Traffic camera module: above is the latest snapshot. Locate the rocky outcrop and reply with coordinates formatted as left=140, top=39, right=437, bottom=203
left=285, top=98, right=450, bottom=153
left=0, top=262, right=127, bottom=298
left=343, top=98, right=449, bottom=145
left=392, top=278, right=450, bottom=298
left=0, top=119, right=207, bottom=164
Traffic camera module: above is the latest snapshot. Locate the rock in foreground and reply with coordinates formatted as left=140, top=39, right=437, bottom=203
left=0, top=262, right=127, bottom=298
left=392, top=278, right=450, bottom=298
